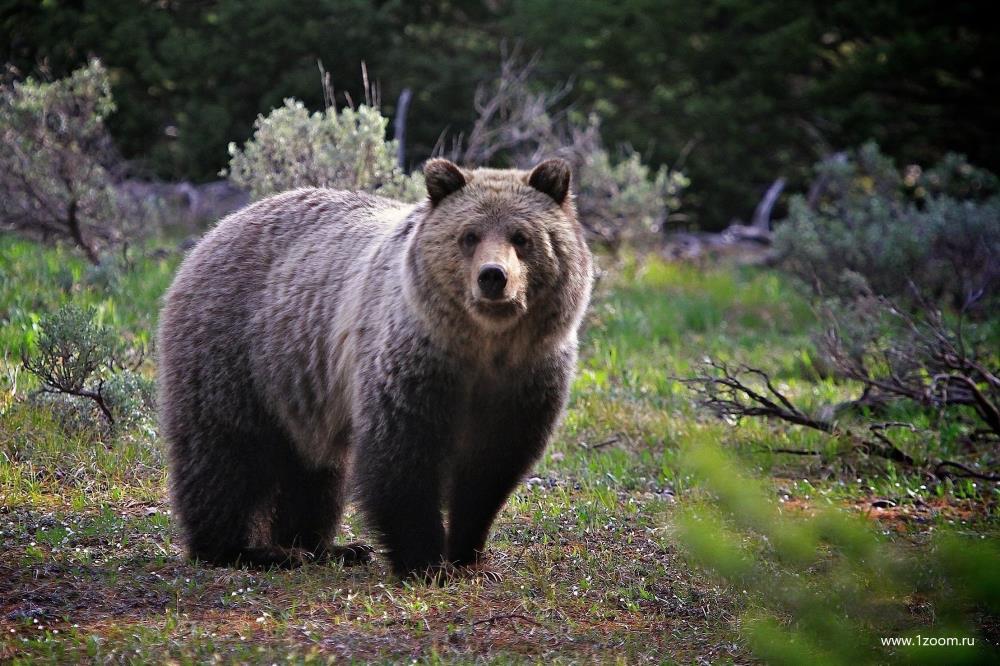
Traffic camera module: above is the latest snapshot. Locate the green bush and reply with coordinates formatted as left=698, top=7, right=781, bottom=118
left=20, top=304, right=152, bottom=431
left=0, top=60, right=152, bottom=264
left=676, top=440, right=999, bottom=664
left=916, top=152, right=1000, bottom=202
left=571, top=119, right=687, bottom=247
left=224, top=98, right=424, bottom=202
left=102, top=368, right=156, bottom=431
left=773, top=144, right=1000, bottom=310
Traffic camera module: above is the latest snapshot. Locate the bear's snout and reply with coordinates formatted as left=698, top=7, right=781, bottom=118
left=477, top=264, right=508, bottom=300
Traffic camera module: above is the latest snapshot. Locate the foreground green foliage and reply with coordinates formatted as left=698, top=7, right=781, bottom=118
left=678, top=442, right=999, bottom=665
left=1, top=237, right=997, bottom=662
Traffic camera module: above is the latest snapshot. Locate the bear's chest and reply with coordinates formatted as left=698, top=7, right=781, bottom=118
left=450, top=368, right=522, bottom=443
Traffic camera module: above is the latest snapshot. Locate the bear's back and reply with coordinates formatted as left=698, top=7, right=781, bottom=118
left=194, top=188, right=403, bottom=271
left=158, top=188, right=414, bottom=453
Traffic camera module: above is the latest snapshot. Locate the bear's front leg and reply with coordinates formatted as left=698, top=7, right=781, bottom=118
left=447, top=355, right=572, bottom=568
left=353, top=348, right=457, bottom=579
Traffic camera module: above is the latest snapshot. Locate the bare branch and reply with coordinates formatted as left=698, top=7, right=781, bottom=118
left=817, top=296, right=999, bottom=437
left=934, top=461, right=1000, bottom=482
left=679, top=360, right=835, bottom=433
left=681, top=359, right=992, bottom=473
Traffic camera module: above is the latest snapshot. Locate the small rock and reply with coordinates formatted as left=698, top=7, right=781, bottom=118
left=7, top=608, right=46, bottom=622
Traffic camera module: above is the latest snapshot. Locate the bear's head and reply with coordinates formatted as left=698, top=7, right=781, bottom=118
left=408, top=158, right=592, bottom=341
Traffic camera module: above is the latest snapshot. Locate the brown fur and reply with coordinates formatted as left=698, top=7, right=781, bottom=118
left=158, top=159, right=592, bottom=577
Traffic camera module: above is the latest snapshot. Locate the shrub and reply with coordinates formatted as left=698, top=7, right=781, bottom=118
left=21, top=304, right=151, bottom=430
left=573, top=133, right=687, bottom=247
left=773, top=143, right=1000, bottom=310
left=450, top=49, right=687, bottom=248
left=101, top=368, right=156, bottom=431
left=224, top=98, right=424, bottom=202
left=676, top=441, right=999, bottom=664
left=915, top=152, right=1000, bottom=202
left=0, top=60, right=151, bottom=264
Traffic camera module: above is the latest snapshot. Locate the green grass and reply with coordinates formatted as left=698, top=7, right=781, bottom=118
left=1, top=237, right=997, bottom=663
left=0, top=237, right=176, bottom=355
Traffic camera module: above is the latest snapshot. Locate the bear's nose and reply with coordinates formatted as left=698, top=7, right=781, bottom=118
left=477, top=264, right=508, bottom=300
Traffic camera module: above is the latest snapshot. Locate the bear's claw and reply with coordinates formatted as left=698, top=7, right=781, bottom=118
left=321, top=542, right=375, bottom=566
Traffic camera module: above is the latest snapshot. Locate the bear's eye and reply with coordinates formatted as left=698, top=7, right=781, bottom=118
left=511, top=231, right=529, bottom=248
left=460, top=231, right=480, bottom=248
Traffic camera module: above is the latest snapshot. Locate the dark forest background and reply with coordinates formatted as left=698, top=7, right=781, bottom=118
left=4, top=0, right=996, bottom=230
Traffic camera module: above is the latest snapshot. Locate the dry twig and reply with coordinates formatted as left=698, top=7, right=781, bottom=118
left=681, top=360, right=920, bottom=468
left=472, top=613, right=542, bottom=628
left=818, top=293, right=1000, bottom=437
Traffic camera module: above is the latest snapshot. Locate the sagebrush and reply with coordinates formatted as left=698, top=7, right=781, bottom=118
left=0, top=60, right=154, bottom=264
left=225, top=98, right=424, bottom=202
left=774, top=143, right=1000, bottom=311
left=20, top=304, right=152, bottom=429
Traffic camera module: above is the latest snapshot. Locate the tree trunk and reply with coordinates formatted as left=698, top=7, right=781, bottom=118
left=394, top=88, right=412, bottom=170
left=65, top=199, right=100, bottom=265
left=751, top=177, right=786, bottom=231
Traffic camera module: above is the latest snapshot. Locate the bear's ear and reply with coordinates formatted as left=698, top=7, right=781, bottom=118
left=424, top=158, right=467, bottom=205
left=527, top=158, right=571, bottom=204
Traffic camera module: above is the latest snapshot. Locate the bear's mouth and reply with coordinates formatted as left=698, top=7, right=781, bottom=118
left=471, top=298, right=525, bottom=321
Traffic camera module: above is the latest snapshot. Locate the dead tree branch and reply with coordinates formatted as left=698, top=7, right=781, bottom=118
left=681, top=360, right=941, bottom=470
left=934, top=460, right=1000, bottom=482
left=818, top=294, right=1000, bottom=438
left=680, top=360, right=835, bottom=433
left=751, top=177, right=786, bottom=231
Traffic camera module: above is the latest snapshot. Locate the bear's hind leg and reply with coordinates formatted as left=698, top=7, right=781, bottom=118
left=171, top=421, right=311, bottom=569
left=271, top=452, right=373, bottom=566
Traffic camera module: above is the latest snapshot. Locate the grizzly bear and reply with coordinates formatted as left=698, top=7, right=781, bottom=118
left=157, top=158, right=593, bottom=578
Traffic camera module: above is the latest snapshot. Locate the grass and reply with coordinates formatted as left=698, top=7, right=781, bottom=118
left=1, top=236, right=997, bottom=663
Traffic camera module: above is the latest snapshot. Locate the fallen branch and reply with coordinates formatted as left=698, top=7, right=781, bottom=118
left=934, top=461, right=1000, bottom=482
left=681, top=359, right=992, bottom=475
left=679, top=360, right=835, bottom=433
left=862, top=423, right=915, bottom=466
left=472, top=613, right=541, bottom=628
left=819, top=293, right=1000, bottom=438
left=581, top=433, right=624, bottom=451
